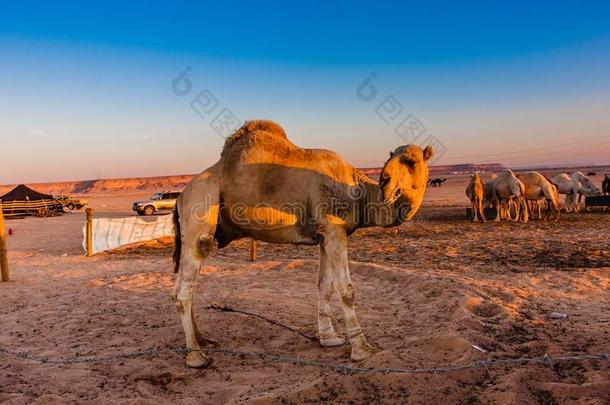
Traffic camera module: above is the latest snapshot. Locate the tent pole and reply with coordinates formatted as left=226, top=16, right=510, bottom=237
left=0, top=200, right=9, bottom=282
left=86, top=208, right=94, bottom=257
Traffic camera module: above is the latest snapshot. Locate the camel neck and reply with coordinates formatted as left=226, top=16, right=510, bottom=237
left=354, top=174, right=399, bottom=229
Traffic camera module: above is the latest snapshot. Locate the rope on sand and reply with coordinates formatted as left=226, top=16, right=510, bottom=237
left=204, top=304, right=317, bottom=341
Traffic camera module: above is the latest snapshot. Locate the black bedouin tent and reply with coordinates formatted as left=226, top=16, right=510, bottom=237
left=0, top=185, right=64, bottom=218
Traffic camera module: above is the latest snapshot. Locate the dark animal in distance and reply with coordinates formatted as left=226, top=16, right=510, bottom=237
left=587, top=172, right=596, bottom=176
left=603, top=174, right=610, bottom=196
left=428, top=178, right=447, bottom=187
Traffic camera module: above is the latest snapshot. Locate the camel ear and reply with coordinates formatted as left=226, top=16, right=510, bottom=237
left=423, top=146, right=433, bottom=161
left=389, top=151, right=394, bottom=158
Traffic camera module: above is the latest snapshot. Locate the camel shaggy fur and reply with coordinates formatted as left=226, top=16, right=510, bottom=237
left=465, top=173, right=486, bottom=222
left=491, top=169, right=528, bottom=222
left=172, top=120, right=433, bottom=368
left=516, top=171, right=560, bottom=221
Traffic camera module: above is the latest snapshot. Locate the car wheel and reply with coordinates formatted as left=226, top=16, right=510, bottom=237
left=143, top=205, right=155, bottom=216
left=67, top=203, right=75, bottom=210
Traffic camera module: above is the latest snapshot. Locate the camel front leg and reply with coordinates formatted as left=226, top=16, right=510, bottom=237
left=323, top=225, right=377, bottom=361
left=317, top=245, right=345, bottom=347
left=471, top=200, right=478, bottom=222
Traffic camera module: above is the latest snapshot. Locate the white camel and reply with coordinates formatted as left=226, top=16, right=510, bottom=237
left=551, top=172, right=601, bottom=212
left=491, top=169, right=528, bottom=222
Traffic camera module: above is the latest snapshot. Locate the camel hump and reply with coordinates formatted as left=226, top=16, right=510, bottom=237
left=540, top=172, right=557, bottom=187
left=223, top=119, right=287, bottom=152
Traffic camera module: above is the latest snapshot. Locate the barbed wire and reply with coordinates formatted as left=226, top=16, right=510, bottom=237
left=0, top=345, right=607, bottom=376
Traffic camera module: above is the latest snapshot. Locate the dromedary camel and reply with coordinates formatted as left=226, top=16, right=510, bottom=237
left=429, top=178, right=447, bottom=187
left=465, top=172, right=486, bottom=222
left=516, top=172, right=560, bottom=221
left=551, top=172, right=602, bottom=212
left=172, top=120, right=433, bottom=368
left=491, top=169, right=528, bottom=222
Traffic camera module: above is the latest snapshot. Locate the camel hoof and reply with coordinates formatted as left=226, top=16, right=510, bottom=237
left=186, top=351, right=213, bottom=369
left=350, top=342, right=379, bottom=361
left=320, top=336, right=346, bottom=347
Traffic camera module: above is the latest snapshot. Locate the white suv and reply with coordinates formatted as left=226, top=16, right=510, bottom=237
left=132, top=191, right=181, bottom=216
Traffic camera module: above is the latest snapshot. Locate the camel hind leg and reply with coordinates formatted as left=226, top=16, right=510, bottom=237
left=173, top=169, right=220, bottom=368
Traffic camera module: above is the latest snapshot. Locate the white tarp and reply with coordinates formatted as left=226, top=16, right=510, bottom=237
left=83, top=214, right=174, bottom=255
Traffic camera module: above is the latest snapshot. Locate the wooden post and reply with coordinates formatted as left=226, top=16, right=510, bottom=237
left=86, top=208, right=94, bottom=257
left=0, top=200, right=9, bottom=282
left=249, top=238, right=257, bottom=262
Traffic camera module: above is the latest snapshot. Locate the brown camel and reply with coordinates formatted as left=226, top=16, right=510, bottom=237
left=465, top=173, right=486, bottom=222
left=172, top=120, right=433, bottom=368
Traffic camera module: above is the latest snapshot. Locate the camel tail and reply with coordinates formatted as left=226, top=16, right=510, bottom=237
left=173, top=207, right=181, bottom=273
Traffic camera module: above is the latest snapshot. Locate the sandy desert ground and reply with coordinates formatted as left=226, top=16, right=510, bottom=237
left=1, top=174, right=609, bottom=404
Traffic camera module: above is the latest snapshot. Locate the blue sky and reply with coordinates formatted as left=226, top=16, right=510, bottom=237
left=1, top=1, right=610, bottom=183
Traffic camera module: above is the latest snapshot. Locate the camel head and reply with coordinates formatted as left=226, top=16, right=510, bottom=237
left=379, top=144, right=433, bottom=222
left=572, top=171, right=602, bottom=196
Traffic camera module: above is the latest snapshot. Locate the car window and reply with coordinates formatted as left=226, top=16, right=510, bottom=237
left=170, top=192, right=180, bottom=199
left=162, top=193, right=170, bottom=200
left=151, top=193, right=162, bottom=200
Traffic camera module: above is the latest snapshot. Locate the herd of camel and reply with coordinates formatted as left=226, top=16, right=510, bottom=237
left=466, top=169, right=610, bottom=222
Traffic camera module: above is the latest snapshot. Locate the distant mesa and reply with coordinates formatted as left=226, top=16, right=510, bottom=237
left=0, top=175, right=196, bottom=196
left=11, top=163, right=610, bottom=196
